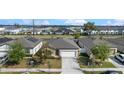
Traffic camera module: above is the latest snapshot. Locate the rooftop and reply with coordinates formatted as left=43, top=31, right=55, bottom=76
left=48, top=38, right=79, bottom=49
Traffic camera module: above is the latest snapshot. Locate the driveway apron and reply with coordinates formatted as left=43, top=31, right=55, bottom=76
left=61, top=57, right=83, bottom=74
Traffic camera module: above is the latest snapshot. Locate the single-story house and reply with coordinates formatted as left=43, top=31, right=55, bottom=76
left=54, top=30, right=64, bottom=35
left=77, top=37, right=118, bottom=57
left=81, top=26, right=124, bottom=35
left=0, top=37, right=14, bottom=64
left=0, top=27, right=5, bottom=34
left=47, top=38, right=79, bottom=58
left=11, top=37, right=43, bottom=55
left=41, top=30, right=53, bottom=35
left=64, top=29, right=74, bottom=35
left=104, top=38, right=124, bottom=53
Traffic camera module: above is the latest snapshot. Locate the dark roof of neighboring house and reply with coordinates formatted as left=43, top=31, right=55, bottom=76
left=78, top=37, right=123, bottom=55
left=54, top=30, right=64, bottom=33
left=104, top=38, right=124, bottom=53
left=78, top=38, right=95, bottom=55
left=10, top=37, right=42, bottom=49
left=64, top=29, right=74, bottom=33
left=0, top=37, right=13, bottom=45
left=48, top=38, right=79, bottom=49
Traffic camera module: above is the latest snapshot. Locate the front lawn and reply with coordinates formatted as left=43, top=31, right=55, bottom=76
left=3, top=58, right=61, bottom=68
left=80, top=62, right=116, bottom=68
left=79, top=53, right=116, bottom=68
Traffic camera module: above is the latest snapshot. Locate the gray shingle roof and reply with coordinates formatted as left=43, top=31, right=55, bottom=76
left=104, top=38, right=124, bottom=53
left=78, top=38, right=95, bottom=55
left=48, top=38, right=79, bottom=49
left=10, top=37, right=42, bottom=49
left=0, top=37, right=13, bottom=45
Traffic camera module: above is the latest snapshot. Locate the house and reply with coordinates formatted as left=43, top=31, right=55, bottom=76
left=81, top=26, right=124, bottom=35
left=41, top=30, right=50, bottom=35
left=47, top=38, right=79, bottom=58
left=0, top=37, right=13, bottom=64
left=64, top=29, right=74, bottom=35
left=11, top=37, right=43, bottom=55
left=0, top=27, right=5, bottom=34
left=77, top=37, right=118, bottom=57
left=54, top=30, right=64, bottom=35
left=104, top=38, right=124, bottom=53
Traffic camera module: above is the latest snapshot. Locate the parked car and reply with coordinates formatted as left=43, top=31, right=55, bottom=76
left=115, top=54, right=124, bottom=63
left=101, top=70, right=120, bottom=74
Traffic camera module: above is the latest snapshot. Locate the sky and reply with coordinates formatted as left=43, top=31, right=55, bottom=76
left=0, top=19, right=124, bottom=25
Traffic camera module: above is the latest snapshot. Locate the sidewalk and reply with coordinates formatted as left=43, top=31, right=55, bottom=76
left=81, top=68, right=124, bottom=73
left=0, top=68, right=61, bottom=73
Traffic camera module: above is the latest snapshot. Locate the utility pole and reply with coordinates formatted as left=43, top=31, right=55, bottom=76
left=33, top=19, right=34, bottom=36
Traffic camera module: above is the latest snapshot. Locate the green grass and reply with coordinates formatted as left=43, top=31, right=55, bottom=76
left=80, top=62, right=116, bottom=68
left=3, top=58, right=61, bottom=69
left=83, top=71, right=123, bottom=74
left=79, top=53, right=116, bottom=68
left=0, top=35, right=86, bottom=39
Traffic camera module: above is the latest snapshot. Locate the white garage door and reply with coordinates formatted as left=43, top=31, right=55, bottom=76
left=60, top=51, right=76, bottom=57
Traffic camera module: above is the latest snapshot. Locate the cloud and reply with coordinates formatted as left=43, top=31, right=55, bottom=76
left=21, top=19, right=50, bottom=25
left=21, top=19, right=32, bottom=25
left=34, top=20, right=50, bottom=25
left=65, top=19, right=87, bottom=25
left=106, top=19, right=124, bottom=25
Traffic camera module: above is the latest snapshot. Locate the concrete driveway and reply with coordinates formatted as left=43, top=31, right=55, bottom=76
left=109, top=56, right=124, bottom=68
left=61, top=57, right=83, bottom=74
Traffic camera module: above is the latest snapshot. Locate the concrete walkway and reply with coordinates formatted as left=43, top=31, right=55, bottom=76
left=62, top=57, right=83, bottom=74
left=0, top=68, right=61, bottom=73
left=81, top=68, right=124, bottom=73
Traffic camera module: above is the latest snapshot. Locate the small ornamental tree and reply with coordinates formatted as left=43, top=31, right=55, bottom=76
left=91, top=44, right=110, bottom=62
left=36, top=42, right=52, bottom=63
left=8, top=42, right=25, bottom=64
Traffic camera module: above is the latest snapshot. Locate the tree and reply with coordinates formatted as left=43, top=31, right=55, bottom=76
left=83, top=22, right=97, bottom=35
left=8, top=42, right=26, bottom=64
left=73, top=32, right=80, bottom=39
left=36, top=42, right=52, bottom=63
left=91, top=44, right=110, bottom=62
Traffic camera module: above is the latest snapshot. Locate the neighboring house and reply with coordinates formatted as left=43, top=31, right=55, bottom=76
left=41, top=30, right=50, bottom=35
left=77, top=38, right=118, bottom=57
left=54, top=30, right=64, bottom=35
left=11, top=37, right=43, bottom=55
left=104, top=38, right=124, bottom=53
left=77, top=38, right=95, bottom=57
left=64, top=29, right=74, bottom=35
left=0, top=27, right=5, bottom=35
left=47, top=38, right=79, bottom=58
left=0, top=37, right=13, bottom=64
left=97, top=26, right=124, bottom=35
left=81, top=26, right=124, bottom=35
left=5, top=28, right=22, bottom=35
